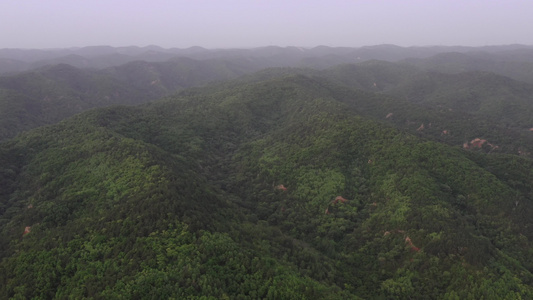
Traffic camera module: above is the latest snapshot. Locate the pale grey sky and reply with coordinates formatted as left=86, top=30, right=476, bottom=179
left=1, top=0, right=532, bottom=49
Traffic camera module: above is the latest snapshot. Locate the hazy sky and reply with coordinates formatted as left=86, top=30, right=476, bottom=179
left=1, top=0, right=532, bottom=49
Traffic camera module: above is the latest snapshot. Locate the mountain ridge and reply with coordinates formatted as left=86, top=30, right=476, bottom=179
left=1, top=70, right=532, bottom=298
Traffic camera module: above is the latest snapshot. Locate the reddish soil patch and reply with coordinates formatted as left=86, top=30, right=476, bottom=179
left=275, top=184, right=287, bottom=191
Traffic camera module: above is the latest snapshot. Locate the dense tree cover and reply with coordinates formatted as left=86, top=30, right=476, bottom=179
left=314, top=64, right=533, bottom=158
left=0, top=58, right=260, bottom=141
left=190, top=60, right=533, bottom=159
left=3, top=44, right=533, bottom=146
left=0, top=112, right=351, bottom=299
left=1, top=72, right=532, bottom=298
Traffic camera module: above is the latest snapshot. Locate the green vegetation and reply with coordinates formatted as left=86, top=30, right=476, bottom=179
left=0, top=58, right=258, bottom=141
left=1, top=49, right=533, bottom=298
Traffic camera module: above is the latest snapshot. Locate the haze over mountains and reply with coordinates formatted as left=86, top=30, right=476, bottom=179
left=2, top=45, right=533, bottom=152
left=2, top=44, right=533, bottom=75
left=1, top=44, right=533, bottom=298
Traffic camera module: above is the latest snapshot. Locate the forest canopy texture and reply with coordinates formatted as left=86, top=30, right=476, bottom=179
left=1, top=45, right=533, bottom=299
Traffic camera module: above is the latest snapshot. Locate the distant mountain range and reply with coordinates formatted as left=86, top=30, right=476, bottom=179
left=2, top=44, right=533, bottom=75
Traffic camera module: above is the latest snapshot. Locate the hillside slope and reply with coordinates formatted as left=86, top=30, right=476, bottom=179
left=0, top=58, right=260, bottom=141
left=1, top=75, right=532, bottom=299
left=3, top=44, right=533, bottom=145
left=238, top=64, right=533, bottom=158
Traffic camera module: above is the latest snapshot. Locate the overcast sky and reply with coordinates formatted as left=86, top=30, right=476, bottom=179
left=1, top=0, right=532, bottom=49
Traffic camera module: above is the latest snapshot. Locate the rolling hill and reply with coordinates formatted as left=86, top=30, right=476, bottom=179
left=1, top=72, right=532, bottom=299
left=0, top=58, right=262, bottom=141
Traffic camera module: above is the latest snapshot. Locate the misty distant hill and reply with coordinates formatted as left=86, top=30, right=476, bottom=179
left=2, top=44, right=533, bottom=75
left=3, top=45, right=533, bottom=151
left=0, top=58, right=262, bottom=141
left=403, top=51, right=533, bottom=84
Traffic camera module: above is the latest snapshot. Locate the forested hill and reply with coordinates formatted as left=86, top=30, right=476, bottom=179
left=318, top=63, right=533, bottom=158
left=0, top=58, right=261, bottom=141
left=2, top=44, right=533, bottom=143
left=1, top=73, right=532, bottom=299
left=221, top=62, right=533, bottom=158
